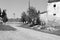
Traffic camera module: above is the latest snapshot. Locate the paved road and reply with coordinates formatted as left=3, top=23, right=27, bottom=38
left=0, top=22, right=60, bottom=40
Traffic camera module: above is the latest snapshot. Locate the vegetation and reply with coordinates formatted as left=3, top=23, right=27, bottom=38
left=20, top=7, right=41, bottom=26
left=20, top=12, right=27, bottom=23
left=0, top=25, right=16, bottom=31
left=0, top=9, right=8, bottom=23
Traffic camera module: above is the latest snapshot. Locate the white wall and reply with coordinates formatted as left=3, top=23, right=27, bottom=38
left=47, top=2, right=60, bottom=17
left=39, top=13, right=48, bottom=25
left=47, top=2, right=60, bottom=26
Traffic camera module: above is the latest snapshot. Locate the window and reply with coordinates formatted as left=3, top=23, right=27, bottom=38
left=53, top=14, right=56, bottom=16
left=53, top=4, right=56, bottom=8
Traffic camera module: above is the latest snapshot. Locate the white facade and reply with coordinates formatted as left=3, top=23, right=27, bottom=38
left=47, top=2, right=60, bottom=17
left=39, top=13, right=48, bottom=24
left=40, top=1, right=60, bottom=26
left=47, top=1, right=60, bottom=26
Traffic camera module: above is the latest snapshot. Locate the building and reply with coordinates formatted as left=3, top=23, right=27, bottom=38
left=47, top=0, right=60, bottom=26
left=39, top=0, right=60, bottom=26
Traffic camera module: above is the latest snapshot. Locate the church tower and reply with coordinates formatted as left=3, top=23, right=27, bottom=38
left=47, top=0, right=60, bottom=26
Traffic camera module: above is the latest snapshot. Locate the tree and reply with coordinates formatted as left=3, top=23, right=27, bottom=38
left=0, top=9, right=1, bottom=17
left=1, top=10, right=6, bottom=18
left=2, top=9, right=8, bottom=23
left=2, top=15, right=8, bottom=23
left=21, top=12, right=27, bottom=23
left=27, top=7, right=37, bottom=19
left=27, top=7, right=41, bottom=25
left=25, top=15, right=32, bottom=24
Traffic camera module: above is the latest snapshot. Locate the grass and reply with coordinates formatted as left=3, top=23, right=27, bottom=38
left=0, top=24, right=17, bottom=31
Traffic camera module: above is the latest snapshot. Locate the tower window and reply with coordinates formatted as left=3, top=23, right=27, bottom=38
left=53, top=14, right=56, bottom=16
left=53, top=4, right=56, bottom=7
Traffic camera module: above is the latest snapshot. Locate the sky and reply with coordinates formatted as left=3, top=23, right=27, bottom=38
left=0, top=0, right=48, bottom=18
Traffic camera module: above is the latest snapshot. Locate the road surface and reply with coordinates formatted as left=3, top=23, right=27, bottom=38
left=0, top=22, right=60, bottom=40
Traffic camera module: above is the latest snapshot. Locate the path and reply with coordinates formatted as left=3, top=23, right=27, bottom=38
left=0, top=22, right=60, bottom=40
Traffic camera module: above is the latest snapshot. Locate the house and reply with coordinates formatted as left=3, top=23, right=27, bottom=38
left=39, top=11, right=48, bottom=25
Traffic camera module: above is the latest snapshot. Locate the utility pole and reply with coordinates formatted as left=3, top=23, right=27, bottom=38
left=28, top=0, right=30, bottom=10
left=28, top=0, right=31, bottom=16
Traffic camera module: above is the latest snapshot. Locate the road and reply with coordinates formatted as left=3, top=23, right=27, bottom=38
left=0, top=22, right=60, bottom=40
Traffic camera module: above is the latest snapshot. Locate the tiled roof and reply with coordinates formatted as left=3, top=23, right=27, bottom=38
left=48, top=0, right=60, bottom=3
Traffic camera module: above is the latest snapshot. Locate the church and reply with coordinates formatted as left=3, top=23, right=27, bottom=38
left=40, top=0, right=60, bottom=26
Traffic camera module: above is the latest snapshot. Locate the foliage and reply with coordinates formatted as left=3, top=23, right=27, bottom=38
left=20, top=12, right=27, bottom=23
left=27, top=7, right=38, bottom=19
left=1, top=10, right=6, bottom=18
left=0, top=9, right=1, bottom=17
left=2, top=15, right=8, bottom=23
left=21, top=6, right=41, bottom=25
left=1, top=10, right=8, bottom=23
left=27, top=7, right=41, bottom=25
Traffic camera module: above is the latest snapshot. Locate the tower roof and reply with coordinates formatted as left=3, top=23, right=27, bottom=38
left=48, top=0, right=60, bottom=3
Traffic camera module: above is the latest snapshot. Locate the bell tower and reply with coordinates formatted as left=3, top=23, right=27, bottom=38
left=47, top=0, right=60, bottom=26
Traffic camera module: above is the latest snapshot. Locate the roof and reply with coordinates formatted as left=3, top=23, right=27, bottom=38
left=40, top=11, right=47, bottom=14
left=48, top=0, right=60, bottom=3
